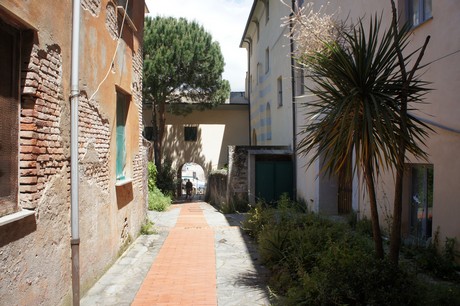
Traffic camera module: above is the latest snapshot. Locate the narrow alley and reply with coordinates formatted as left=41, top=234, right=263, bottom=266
left=81, top=202, right=270, bottom=306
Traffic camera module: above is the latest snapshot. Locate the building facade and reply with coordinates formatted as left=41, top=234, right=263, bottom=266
left=143, top=92, right=250, bottom=181
left=0, top=1, right=147, bottom=304
left=241, top=0, right=460, bottom=248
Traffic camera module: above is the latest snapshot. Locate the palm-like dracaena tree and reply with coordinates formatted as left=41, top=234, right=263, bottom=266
left=297, top=14, right=431, bottom=259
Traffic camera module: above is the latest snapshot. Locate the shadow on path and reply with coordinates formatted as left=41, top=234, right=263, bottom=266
left=81, top=202, right=270, bottom=306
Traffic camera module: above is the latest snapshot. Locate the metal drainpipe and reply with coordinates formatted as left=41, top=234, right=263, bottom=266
left=289, top=0, right=297, bottom=200
left=244, top=38, right=252, bottom=145
left=70, top=0, right=81, bottom=305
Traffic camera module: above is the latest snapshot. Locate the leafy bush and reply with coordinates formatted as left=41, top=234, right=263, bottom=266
left=403, top=230, right=460, bottom=282
left=243, top=197, right=459, bottom=306
left=148, top=188, right=171, bottom=212
left=147, top=161, right=172, bottom=211
left=147, top=161, right=157, bottom=191
left=219, top=195, right=250, bottom=214
left=140, top=220, right=156, bottom=235
left=417, top=282, right=460, bottom=306
left=241, top=201, right=275, bottom=239
left=242, top=194, right=308, bottom=239
left=155, top=158, right=177, bottom=196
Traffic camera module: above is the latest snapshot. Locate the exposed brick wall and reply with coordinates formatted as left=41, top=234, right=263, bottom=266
left=105, top=2, right=118, bottom=40
left=20, top=44, right=69, bottom=209
left=81, top=0, right=101, bottom=17
left=79, top=94, right=110, bottom=191
left=131, top=48, right=146, bottom=192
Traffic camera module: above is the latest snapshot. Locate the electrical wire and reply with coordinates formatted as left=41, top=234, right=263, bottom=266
left=89, top=0, right=130, bottom=102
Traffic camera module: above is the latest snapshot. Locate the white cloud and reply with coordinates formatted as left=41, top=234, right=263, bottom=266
left=145, top=0, right=253, bottom=92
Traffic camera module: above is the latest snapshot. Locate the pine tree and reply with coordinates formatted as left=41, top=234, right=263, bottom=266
left=143, top=16, right=230, bottom=169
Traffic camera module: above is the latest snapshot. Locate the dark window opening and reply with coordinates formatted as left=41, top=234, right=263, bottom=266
left=184, top=126, right=197, bottom=142
left=143, top=126, right=155, bottom=141
left=0, top=18, right=19, bottom=217
left=409, top=164, right=433, bottom=241
left=277, top=77, right=283, bottom=107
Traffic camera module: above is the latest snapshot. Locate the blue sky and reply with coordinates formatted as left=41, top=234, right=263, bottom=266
left=145, top=0, right=253, bottom=92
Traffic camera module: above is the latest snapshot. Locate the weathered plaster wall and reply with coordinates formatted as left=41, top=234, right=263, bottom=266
left=245, top=1, right=460, bottom=252
left=0, top=2, right=73, bottom=305
left=328, top=0, right=460, bottom=248
left=244, top=0, right=293, bottom=146
left=0, top=1, right=147, bottom=304
left=295, top=0, right=460, bottom=249
left=145, top=105, right=249, bottom=177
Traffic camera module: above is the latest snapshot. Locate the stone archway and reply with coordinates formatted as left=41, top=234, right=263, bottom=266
left=176, top=162, right=207, bottom=200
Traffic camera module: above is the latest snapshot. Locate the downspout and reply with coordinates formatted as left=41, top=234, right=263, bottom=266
left=244, top=38, right=252, bottom=145
left=289, top=0, right=297, bottom=200
left=70, top=0, right=81, bottom=305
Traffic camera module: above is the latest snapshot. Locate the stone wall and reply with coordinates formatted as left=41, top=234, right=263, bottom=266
left=227, top=146, right=249, bottom=206
left=205, top=171, right=228, bottom=208
left=227, top=145, right=292, bottom=206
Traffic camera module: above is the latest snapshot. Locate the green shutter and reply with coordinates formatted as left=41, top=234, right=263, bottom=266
left=116, top=93, right=127, bottom=180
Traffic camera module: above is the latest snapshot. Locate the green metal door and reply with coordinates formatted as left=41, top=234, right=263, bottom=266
left=255, top=160, right=293, bottom=203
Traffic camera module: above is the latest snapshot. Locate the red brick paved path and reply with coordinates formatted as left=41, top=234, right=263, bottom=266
left=132, top=203, right=217, bottom=306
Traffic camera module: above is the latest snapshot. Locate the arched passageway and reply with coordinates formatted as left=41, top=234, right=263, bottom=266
left=177, top=162, right=206, bottom=200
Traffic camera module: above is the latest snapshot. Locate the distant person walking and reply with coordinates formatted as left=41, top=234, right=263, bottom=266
left=185, top=179, right=193, bottom=201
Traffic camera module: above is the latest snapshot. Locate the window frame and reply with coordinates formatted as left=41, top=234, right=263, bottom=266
left=265, top=47, right=269, bottom=74
left=257, top=62, right=262, bottom=84
left=277, top=76, right=283, bottom=107
left=407, top=164, right=434, bottom=241
left=184, top=126, right=198, bottom=142
left=407, top=0, right=432, bottom=28
left=265, top=102, right=272, bottom=140
left=265, top=0, right=269, bottom=24
left=0, top=18, right=20, bottom=218
left=116, top=89, right=130, bottom=181
left=116, top=0, right=137, bottom=33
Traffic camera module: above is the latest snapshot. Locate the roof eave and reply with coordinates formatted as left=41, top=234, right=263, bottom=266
left=239, top=0, right=259, bottom=48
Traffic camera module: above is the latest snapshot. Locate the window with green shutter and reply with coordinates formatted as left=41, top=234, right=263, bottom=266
left=116, top=91, right=129, bottom=180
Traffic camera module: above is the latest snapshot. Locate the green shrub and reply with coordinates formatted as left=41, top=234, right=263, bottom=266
left=403, top=231, right=460, bottom=282
left=355, top=217, right=374, bottom=237
left=140, top=220, right=156, bottom=235
left=147, top=160, right=172, bottom=211
left=242, top=194, right=309, bottom=239
left=155, top=158, right=177, bottom=196
left=288, top=248, right=420, bottom=306
left=148, top=188, right=171, bottom=212
left=147, top=161, right=157, bottom=191
left=241, top=200, right=275, bottom=239
left=247, top=197, right=428, bottom=305
left=417, top=282, right=460, bottom=306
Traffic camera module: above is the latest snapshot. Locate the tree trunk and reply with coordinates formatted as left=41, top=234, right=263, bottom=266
left=154, top=102, right=166, bottom=172
left=389, top=90, right=409, bottom=264
left=364, top=158, right=385, bottom=259
left=389, top=158, right=405, bottom=263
